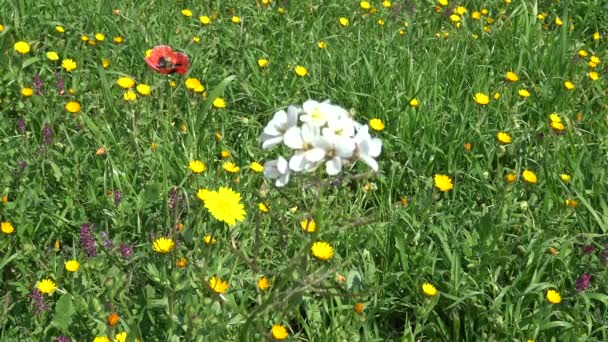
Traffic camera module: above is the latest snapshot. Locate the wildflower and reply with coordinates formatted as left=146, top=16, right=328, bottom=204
left=300, top=219, right=316, bottom=233
left=184, top=78, right=202, bottom=91
left=295, top=65, right=308, bottom=77
left=220, top=150, right=231, bottom=158
left=264, top=156, right=291, bottom=187
left=106, top=312, right=119, bottom=327
left=204, top=187, right=246, bottom=226
left=257, top=276, right=271, bottom=291
left=409, top=98, right=419, bottom=107
left=311, top=241, right=334, bottom=260
left=65, top=101, right=81, bottom=113
left=547, top=247, right=559, bottom=255
left=472, top=11, right=481, bottom=20
left=590, top=55, right=600, bottom=65
left=223, top=161, right=240, bottom=173
left=546, top=289, right=561, bottom=304
left=473, top=93, right=490, bottom=105
left=14, top=41, right=31, bottom=54
left=382, top=0, right=391, bottom=7
left=258, top=58, right=269, bottom=68
left=37, top=278, right=57, bottom=295
left=176, top=257, right=188, bottom=268
left=250, top=162, right=264, bottom=173
left=21, top=87, right=33, bottom=97
left=317, top=41, right=328, bottom=49
left=123, top=91, right=137, bottom=102
left=455, top=6, right=467, bottom=15
left=1, top=196, right=7, bottom=204
left=213, top=97, right=226, bottom=109
left=1, top=221, right=15, bottom=234
left=560, top=174, right=571, bottom=183
left=449, top=15, right=460, bottom=23
left=119, top=243, right=133, bottom=259
left=209, top=276, right=228, bottom=294
left=565, top=199, right=577, bottom=208
left=199, top=16, right=211, bottom=25
left=152, top=237, right=175, bottom=254
left=261, top=106, right=300, bottom=149
left=422, top=283, right=438, bottom=297
left=550, top=120, right=564, bottom=132
left=497, top=132, right=511, bottom=144
left=136, top=84, right=151, bottom=96
left=522, top=170, right=537, bottom=184
left=271, top=325, right=288, bottom=340
left=231, top=16, right=241, bottom=24
left=576, top=273, right=592, bottom=292
left=80, top=223, right=97, bottom=257
left=65, top=260, right=80, bottom=272
left=0, top=24, right=3, bottom=32
left=578, top=50, right=588, bottom=58
left=588, top=71, right=599, bottom=81
left=46, top=51, right=59, bottom=61
left=117, top=77, right=135, bottom=89
left=555, top=17, right=563, bottom=26
left=518, top=89, right=531, bottom=98
left=506, top=173, right=517, bottom=183
left=188, top=160, right=206, bottom=174
left=114, top=332, right=139, bottom=342
left=93, top=337, right=110, bottom=342
left=564, top=81, right=575, bottom=90
left=258, top=202, right=270, bottom=213
left=339, top=17, right=349, bottom=27
left=55, top=336, right=70, bottom=342
left=369, top=118, right=385, bottom=132
left=505, top=71, right=519, bottom=82
left=438, top=0, right=448, bottom=6
left=354, top=302, right=364, bottom=314
left=203, top=234, right=217, bottom=245
left=62, top=58, right=77, bottom=72
left=181, top=9, right=192, bottom=17
left=30, top=288, right=49, bottom=314
left=434, top=174, right=453, bottom=192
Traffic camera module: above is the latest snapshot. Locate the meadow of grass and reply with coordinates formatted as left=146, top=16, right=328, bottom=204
left=1, top=0, right=608, bottom=341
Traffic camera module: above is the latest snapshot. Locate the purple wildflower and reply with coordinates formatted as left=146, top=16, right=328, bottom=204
left=33, top=74, right=43, bottom=95
left=119, top=243, right=133, bottom=259
left=55, top=336, right=70, bottom=342
left=79, top=223, right=97, bottom=257
left=42, top=123, right=53, bottom=145
left=55, top=72, right=65, bottom=95
left=30, top=288, right=49, bottom=314
left=575, top=272, right=592, bottom=292
left=17, top=117, right=26, bottom=133
left=101, top=230, right=114, bottom=250
left=114, top=190, right=122, bottom=207
left=582, top=245, right=596, bottom=254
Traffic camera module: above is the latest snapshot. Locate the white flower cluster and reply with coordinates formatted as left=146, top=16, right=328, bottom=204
left=260, top=100, right=382, bottom=187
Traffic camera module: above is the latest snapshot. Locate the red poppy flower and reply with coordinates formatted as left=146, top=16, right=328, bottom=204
left=145, top=45, right=189, bottom=74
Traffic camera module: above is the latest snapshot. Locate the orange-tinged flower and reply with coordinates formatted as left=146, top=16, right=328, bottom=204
left=107, top=312, right=119, bottom=327
left=257, top=277, right=270, bottom=291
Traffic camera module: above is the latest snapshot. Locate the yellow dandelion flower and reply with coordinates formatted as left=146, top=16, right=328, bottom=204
left=369, top=118, right=385, bottom=132
left=518, top=89, right=531, bottom=98
left=300, top=219, right=316, bottom=233
left=564, top=81, right=575, bottom=90
left=203, top=234, right=217, bottom=245
left=550, top=120, right=564, bottom=132
left=62, top=58, right=77, bottom=72
left=258, top=58, right=269, bottom=68
left=152, top=237, right=175, bottom=254
left=295, top=65, right=308, bottom=77
left=209, top=276, right=228, bottom=294
left=555, top=17, right=563, bottom=26
left=21, top=88, right=33, bottom=97
left=117, top=77, right=136, bottom=89
left=522, top=170, right=537, bottom=184
left=65, top=260, right=80, bottom=272
left=257, top=276, right=270, bottom=291
left=46, top=51, right=59, bottom=61
left=14, top=41, right=31, bottom=54
left=250, top=162, right=264, bottom=173
left=136, top=84, right=151, bottom=96
left=65, top=101, right=81, bottom=113
left=204, top=187, right=246, bottom=226
left=505, top=71, right=519, bottom=82
left=434, top=174, right=453, bottom=192
left=588, top=71, right=599, bottom=81
left=409, top=98, right=419, bottom=107
left=176, top=257, right=188, bottom=268
left=565, top=199, right=577, bottom=208
left=311, top=241, right=334, bottom=260
left=213, top=97, right=226, bottom=109
left=101, top=58, right=110, bottom=69
left=497, top=132, right=511, bottom=144
left=200, top=16, right=211, bottom=25
left=546, top=289, right=561, bottom=304
left=223, top=161, right=240, bottom=173
left=339, top=17, right=349, bottom=27
left=232, top=16, right=241, bottom=24
left=258, top=202, right=270, bottom=213
left=123, top=91, right=137, bottom=102
left=1, top=221, right=15, bottom=234
left=271, top=325, right=289, bottom=340
left=113, top=36, right=123, bottom=44
left=36, top=278, right=57, bottom=295
left=506, top=173, right=517, bottom=184
left=560, top=174, right=571, bottom=183
left=422, top=283, right=438, bottom=297
left=317, top=41, right=328, bottom=49
left=94, top=33, right=105, bottom=42
left=181, top=9, right=193, bottom=17
left=473, top=92, right=490, bottom=105
left=360, top=1, right=371, bottom=10
left=188, top=160, right=206, bottom=174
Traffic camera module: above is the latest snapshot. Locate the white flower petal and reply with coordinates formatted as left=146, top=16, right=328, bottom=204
left=283, top=127, right=304, bottom=149
left=326, top=157, right=342, bottom=175
left=261, top=135, right=284, bottom=150
left=289, top=152, right=308, bottom=172
left=305, top=147, right=326, bottom=163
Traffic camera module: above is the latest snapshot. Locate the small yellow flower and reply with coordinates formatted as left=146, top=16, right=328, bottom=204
left=209, top=276, right=228, bottom=294
left=472, top=11, right=481, bottom=20
left=593, top=31, right=601, bottom=41
left=546, top=289, right=562, bottom=304
left=277, top=7, right=286, bottom=14
left=65, top=260, right=80, bottom=272
left=382, top=0, right=391, bottom=8
left=151, top=142, right=157, bottom=152
left=65, top=101, right=81, bottom=113
left=295, top=65, right=308, bottom=77
left=563, top=81, right=575, bottom=90
left=94, top=33, right=105, bottom=42
left=258, top=58, right=269, bottom=68
left=588, top=71, right=599, bottom=81
left=560, top=174, right=571, bottom=183
left=506, top=173, right=517, bottom=184
left=136, top=84, right=151, bottom=96
left=360, top=1, right=371, bottom=10
left=62, top=58, right=77, bottom=72
left=176, top=257, right=188, bottom=268
left=188, top=160, right=206, bottom=174
left=493, top=92, right=501, bottom=100
left=505, top=71, right=519, bottom=82
left=1, top=221, right=15, bottom=234
left=213, top=97, right=226, bottom=109
left=258, top=277, right=270, bottom=291
left=93, top=337, right=110, bottom=342
left=37, top=278, right=57, bottom=295
left=0, top=24, right=4, bottom=32
left=522, top=170, right=537, bottom=184
left=434, top=174, right=453, bottom=192
left=455, top=6, right=467, bottom=15
left=369, top=118, right=385, bottom=132
left=377, top=19, right=385, bottom=26
left=14, top=41, right=31, bottom=54
left=123, top=91, right=137, bottom=102
left=317, top=41, right=328, bottom=49
left=438, top=0, right=448, bottom=6
left=271, top=325, right=289, bottom=340
left=497, top=132, right=511, bottom=144
left=232, top=16, right=241, bottom=24
left=21, top=88, right=33, bottom=97
left=354, top=302, right=365, bottom=314
left=223, top=161, right=240, bottom=173
left=422, top=283, right=438, bottom=297
left=117, top=77, right=136, bottom=89
left=152, top=237, right=175, bottom=254
left=53, top=25, right=65, bottom=33
left=185, top=78, right=202, bottom=90
left=220, top=150, right=231, bottom=159
left=168, top=80, right=177, bottom=88
left=199, top=16, right=211, bottom=25
left=181, top=9, right=193, bottom=17
left=578, top=50, right=588, bottom=58
left=555, top=17, right=563, bottom=26
left=311, top=241, right=334, bottom=260
left=81, top=35, right=89, bottom=42
left=300, top=219, right=316, bottom=233
left=339, top=17, right=349, bottom=27
left=258, top=202, right=270, bottom=213
left=565, top=199, right=577, bottom=208
left=113, top=36, right=124, bottom=44
left=550, top=120, right=564, bottom=132
left=409, top=98, right=419, bottom=107
left=549, top=113, right=561, bottom=123
left=101, top=58, right=110, bottom=69
left=473, top=92, right=490, bottom=105
left=46, top=51, right=59, bottom=61
left=449, top=14, right=460, bottom=23
left=250, top=162, right=264, bottom=173
left=203, top=234, right=217, bottom=245
left=518, top=89, right=531, bottom=98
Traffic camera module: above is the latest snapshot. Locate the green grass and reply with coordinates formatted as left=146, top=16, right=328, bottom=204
left=1, top=0, right=608, bottom=341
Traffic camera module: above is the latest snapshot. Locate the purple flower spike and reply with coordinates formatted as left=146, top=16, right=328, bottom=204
left=576, top=272, right=592, bottom=292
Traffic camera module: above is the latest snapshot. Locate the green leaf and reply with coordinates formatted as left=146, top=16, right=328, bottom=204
left=51, top=294, right=74, bottom=333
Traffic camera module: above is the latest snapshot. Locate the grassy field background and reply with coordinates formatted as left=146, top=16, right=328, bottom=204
left=1, top=0, right=608, bottom=341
